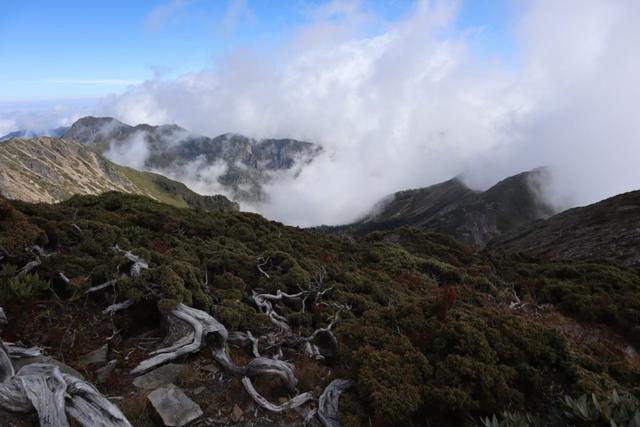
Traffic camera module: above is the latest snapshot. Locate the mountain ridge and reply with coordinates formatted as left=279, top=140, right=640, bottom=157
left=0, top=136, right=238, bottom=212
left=488, top=189, right=640, bottom=269
left=64, top=116, right=323, bottom=202
left=333, top=168, right=555, bottom=247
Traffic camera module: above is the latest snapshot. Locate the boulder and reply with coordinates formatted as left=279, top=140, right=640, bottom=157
left=79, top=343, right=109, bottom=368
left=96, top=359, right=118, bottom=383
left=147, top=383, right=203, bottom=427
left=133, top=363, right=187, bottom=390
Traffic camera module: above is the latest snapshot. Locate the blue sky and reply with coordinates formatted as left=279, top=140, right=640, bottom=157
left=0, top=0, right=515, bottom=103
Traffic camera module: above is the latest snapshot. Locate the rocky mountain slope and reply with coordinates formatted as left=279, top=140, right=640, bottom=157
left=0, top=137, right=238, bottom=211
left=488, top=190, right=640, bottom=269
left=346, top=169, right=555, bottom=247
left=64, top=116, right=322, bottom=202
left=0, top=127, right=69, bottom=141
left=0, top=192, right=638, bottom=426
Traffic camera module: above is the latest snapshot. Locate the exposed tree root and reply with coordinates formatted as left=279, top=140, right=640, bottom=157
left=317, top=379, right=354, bottom=427
left=130, top=303, right=228, bottom=375
left=0, top=341, right=131, bottom=426
left=241, top=376, right=313, bottom=413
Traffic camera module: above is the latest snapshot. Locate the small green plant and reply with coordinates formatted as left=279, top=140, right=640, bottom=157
left=481, top=412, right=538, bottom=427
left=0, top=264, right=49, bottom=303
left=483, top=391, right=640, bottom=427
left=562, top=391, right=640, bottom=426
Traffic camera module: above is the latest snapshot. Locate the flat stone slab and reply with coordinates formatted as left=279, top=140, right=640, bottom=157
left=147, top=383, right=203, bottom=427
left=133, top=363, right=187, bottom=390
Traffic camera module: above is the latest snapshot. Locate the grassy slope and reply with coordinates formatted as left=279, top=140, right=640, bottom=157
left=116, top=165, right=192, bottom=208
left=0, top=192, right=638, bottom=426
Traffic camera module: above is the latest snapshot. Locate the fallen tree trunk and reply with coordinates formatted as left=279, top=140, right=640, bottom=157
left=64, top=374, right=132, bottom=427
left=131, top=303, right=228, bottom=375
left=317, top=379, right=354, bottom=427
left=0, top=340, right=132, bottom=426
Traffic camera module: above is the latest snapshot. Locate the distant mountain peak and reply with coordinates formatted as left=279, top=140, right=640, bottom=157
left=349, top=168, right=555, bottom=247
left=64, top=116, right=322, bottom=203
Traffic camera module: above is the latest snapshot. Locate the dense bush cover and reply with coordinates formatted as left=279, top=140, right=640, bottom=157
left=0, top=192, right=638, bottom=426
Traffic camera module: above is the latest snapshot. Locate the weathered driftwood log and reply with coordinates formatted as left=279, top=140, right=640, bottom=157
left=317, top=379, right=354, bottom=427
left=134, top=304, right=325, bottom=414
left=0, top=342, right=132, bottom=426
left=64, top=374, right=132, bottom=427
left=5, top=343, right=42, bottom=358
left=241, top=376, right=313, bottom=413
left=15, top=363, right=69, bottom=426
left=130, top=303, right=228, bottom=375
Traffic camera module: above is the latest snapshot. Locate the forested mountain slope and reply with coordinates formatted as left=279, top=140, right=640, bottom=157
left=0, top=193, right=638, bottom=426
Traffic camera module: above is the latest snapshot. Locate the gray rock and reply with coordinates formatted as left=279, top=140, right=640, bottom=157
left=13, top=356, right=85, bottom=380
left=96, top=359, right=118, bottom=383
left=79, top=343, right=109, bottom=368
left=147, top=383, right=203, bottom=427
left=133, top=363, right=187, bottom=390
left=0, top=307, right=7, bottom=325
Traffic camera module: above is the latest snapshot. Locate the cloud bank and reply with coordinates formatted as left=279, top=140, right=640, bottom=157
left=21, top=0, right=640, bottom=226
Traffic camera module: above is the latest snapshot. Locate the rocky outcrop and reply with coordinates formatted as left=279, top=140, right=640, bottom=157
left=0, top=137, right=238, bottom=211
left=347, top=169, right=555, bottom=247
left=64, top=116, right=322, bottom=203
left=487, top=190, right=640, bottom=269
left=132, top=364, right=187, bottom=390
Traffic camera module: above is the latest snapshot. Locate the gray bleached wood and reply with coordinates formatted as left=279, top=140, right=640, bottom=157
left=0, top=341, right=131, bottom=426
left=241, top=376, right=313, bottom=413
left=317, top=379, right=354, bottom=427
left=130, top=303, right=228, bottom=375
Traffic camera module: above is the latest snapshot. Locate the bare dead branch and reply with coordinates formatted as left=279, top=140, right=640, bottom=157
left=85, top=280, right=117, bottom=294
left=256, top=255, right=271, bottom=279
left=103, top=300, right=134, bottom=316
left=17, top=257, right=41, bottom=276
left=111, top=245, right=148, bottom=278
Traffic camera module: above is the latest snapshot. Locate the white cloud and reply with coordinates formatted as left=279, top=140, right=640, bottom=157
left=222, top=0, right=254, bottom=34
left=145, top=0, right=191, bottom=32
left=95, top=0, right=640, bottom=225
left=104, top=131, right=150, bottom=170
left=0, top=118, right=17, bottom=136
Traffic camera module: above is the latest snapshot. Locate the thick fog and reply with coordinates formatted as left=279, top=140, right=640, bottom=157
left=6, top=0, right=640, bottom=226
